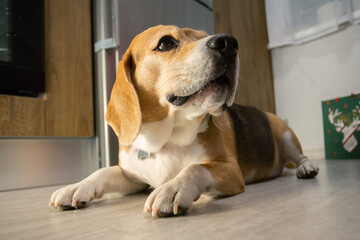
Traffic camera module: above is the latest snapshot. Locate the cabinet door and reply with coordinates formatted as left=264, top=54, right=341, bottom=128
left=213, top=0, right=276, bottom=113
left=0, top=0, right=94, bottom=137
left=0, top=96, right=45, bottom=136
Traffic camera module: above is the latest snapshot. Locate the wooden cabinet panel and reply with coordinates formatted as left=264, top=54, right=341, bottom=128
left=0, top=95, right=45, bottom=136
left=213, top=0, right=276, bottom=113
left=44, top=0, right=94, bottom=136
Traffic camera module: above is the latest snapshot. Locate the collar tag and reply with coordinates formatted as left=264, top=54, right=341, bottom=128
left=137, top=149, right=151, bottom=160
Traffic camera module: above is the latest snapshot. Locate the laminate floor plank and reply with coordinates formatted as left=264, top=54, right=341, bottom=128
left=0, top=158, right=359, bottom=240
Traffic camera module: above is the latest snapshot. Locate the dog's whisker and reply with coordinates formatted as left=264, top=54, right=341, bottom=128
left=160, top=73, right=195, bottom=90
left=164, top=65, right=197, bottom=73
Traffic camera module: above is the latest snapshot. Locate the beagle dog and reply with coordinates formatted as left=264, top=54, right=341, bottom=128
left=49, top=25, right=319, bottom=217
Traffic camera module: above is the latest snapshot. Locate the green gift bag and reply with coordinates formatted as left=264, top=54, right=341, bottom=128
left=322, top=93, right=360, bottom=159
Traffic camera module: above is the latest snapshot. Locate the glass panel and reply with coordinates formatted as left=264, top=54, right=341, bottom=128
left=353, top=0, right=360, bottom=22
left=290, top=0, right=332, bottom=32
left=266, top=0, right=356, bottom=48
left=0, top=0, right=11, bottom=62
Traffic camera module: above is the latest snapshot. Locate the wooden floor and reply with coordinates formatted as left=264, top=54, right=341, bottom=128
left=0, top=157, right=359, bottom=240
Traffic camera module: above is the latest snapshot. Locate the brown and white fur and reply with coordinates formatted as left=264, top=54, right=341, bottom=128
left=49, top=25, right=319, bottom=217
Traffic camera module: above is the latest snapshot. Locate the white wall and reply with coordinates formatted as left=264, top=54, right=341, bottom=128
left=271, top=25, right=360, bottom=151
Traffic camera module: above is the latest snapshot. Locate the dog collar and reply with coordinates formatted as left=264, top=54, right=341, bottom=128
left=137, top=149, right=151, bottom=160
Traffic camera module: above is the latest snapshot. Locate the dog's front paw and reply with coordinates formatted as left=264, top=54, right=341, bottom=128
left=143, top=179, right=200, bottom=217
left=297, top=159, right=319, bottom=179
left=49, top=181, right=102, bottom=210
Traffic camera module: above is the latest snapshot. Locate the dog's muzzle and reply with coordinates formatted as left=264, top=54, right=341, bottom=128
left=166, top=34, right=238, bottom=107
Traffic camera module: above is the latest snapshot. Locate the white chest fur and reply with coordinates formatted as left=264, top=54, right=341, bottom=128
left=122, top=107, right=210, bottom=188
left=120, top=140, right=207, bottom=188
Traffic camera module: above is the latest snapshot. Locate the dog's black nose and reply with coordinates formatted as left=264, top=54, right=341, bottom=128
left=206, top=34, right=238, bottom=57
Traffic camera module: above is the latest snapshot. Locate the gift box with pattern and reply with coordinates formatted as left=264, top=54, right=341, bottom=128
left=322, top=93, right=360, bottom=159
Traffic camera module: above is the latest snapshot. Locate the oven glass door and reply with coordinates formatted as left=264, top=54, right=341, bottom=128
left=0, top=0, right=45, bottom=97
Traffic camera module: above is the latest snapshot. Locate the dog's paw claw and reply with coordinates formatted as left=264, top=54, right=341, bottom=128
left=144, top=179, right=198, bottom=218
left=49, top=182, right=97, bottom=211
left=59, top=204, right=78, bottom=211
left=297, top=160, right=319, bottom=179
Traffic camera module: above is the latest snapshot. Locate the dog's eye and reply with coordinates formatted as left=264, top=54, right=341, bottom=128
left=155, top=36, right=178, bottom=52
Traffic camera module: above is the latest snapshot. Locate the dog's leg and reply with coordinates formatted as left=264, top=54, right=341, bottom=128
left=267, top=113, right=319, bottom=179
left=279, top=130, right=319, bottom=179
left=143, top=162, right=244, bottom=217
left=49, top=166, right=147, bottom=210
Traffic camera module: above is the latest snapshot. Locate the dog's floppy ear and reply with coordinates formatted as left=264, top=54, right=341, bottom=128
left=106, top=50, right=141, bottom=146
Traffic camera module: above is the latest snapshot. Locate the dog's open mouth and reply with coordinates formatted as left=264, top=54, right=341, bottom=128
left=166, top=74, right=230, bottom=106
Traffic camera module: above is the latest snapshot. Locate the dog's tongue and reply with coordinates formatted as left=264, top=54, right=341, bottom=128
left=166, top=94, right=190, bottom=106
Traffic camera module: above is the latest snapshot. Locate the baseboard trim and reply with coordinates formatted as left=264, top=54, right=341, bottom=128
left=0, top=138, right=99, bottom=191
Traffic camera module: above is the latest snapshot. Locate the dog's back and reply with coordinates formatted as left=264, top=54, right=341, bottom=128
left=227, top=104, right=276, bottom=183
left=226, top=104, right=318, bottom=183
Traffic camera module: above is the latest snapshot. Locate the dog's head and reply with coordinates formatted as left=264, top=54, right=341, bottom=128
left=106, top=25, right=239, bottom=146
